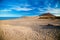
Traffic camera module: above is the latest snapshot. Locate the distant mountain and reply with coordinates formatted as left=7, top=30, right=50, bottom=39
left=39, top=13, right=55, bottom=17
left=39, top=13, right=60, bottom=19
left=39, top=13, right=56, bottom=19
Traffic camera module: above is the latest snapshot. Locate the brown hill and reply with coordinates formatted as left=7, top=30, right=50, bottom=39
left=39, top=13, right=60, bottom=19
left=40, top=13, right=55, bottom=17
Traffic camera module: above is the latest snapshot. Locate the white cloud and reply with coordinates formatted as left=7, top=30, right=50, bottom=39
left=39, top=8, right=45, bottom=11
left=54, top=14, right=60, bottom=16
left=11, top=7, right=33, bottom=11
left=7, top=4, right=33, bottom=11
left=0, top=9, right=12, bottom=12
left=0, top=3, right=33, bottom=12
left=45, top=8, right=60, bottom=13
left=40, top=8, right=60, bottom=16
left=0, top=14, right=22, bottom=17
left=9, top=4, right=33, bottom=11
left=0, top=7, right=33, bottom=12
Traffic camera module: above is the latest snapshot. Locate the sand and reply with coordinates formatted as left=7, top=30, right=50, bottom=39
left=0, top=16, right=60, bottom=40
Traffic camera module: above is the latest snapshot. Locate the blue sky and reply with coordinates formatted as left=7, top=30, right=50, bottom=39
left=0, top=0, right=60, bottom=17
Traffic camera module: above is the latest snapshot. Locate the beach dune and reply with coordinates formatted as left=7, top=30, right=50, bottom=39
left=0, top=16, right=60, bottom=40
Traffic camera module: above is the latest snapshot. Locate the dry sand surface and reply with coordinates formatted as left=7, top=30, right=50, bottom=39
left=0, top=16, right=60, bottom=40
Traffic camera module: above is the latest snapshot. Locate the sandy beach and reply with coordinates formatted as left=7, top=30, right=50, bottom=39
left=0, top=16, right=60, bottom=40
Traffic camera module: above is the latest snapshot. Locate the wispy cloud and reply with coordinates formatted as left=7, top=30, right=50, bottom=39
left=54, top=14, right=60, bottom=16
left=0, top=7, right=33, bottom=12
left=39, top=8, right=45, bottom=11
left=0, top=8, right=23, bottom=17
left=0, top=4, right=33, bottom=17
left=0, top=9, right=12, bottom=12
left=0, top=14, right=22, bottom=17
left=7, top=3, right=33, bottom=11
left=43, top=8, right=60, bottom=16
left=11, top=7, right=33, bottom=11
left=45, top=8, right=60, bottom=13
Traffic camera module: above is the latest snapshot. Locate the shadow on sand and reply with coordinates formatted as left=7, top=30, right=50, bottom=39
left=41, top=24, right=60, bottom=29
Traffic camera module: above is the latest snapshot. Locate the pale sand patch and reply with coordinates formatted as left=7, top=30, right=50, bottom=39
left=0, top=25, right=41, bottom=40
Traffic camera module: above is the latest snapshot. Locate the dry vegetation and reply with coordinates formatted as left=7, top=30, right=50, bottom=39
left=0, top=16, right=60, bottom=40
